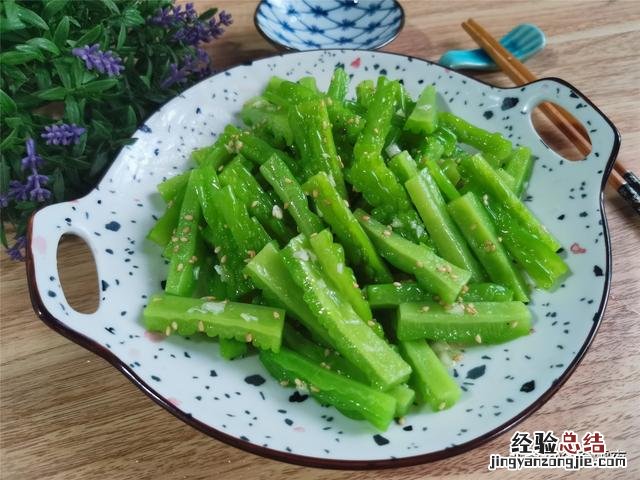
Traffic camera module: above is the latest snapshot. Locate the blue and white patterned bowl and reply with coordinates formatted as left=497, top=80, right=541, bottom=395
left=254, top=0, right=405, bottom=51
left=26, top=50, right=619, bottom=468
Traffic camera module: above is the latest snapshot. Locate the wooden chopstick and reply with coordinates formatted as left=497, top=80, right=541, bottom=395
left=461, top=18, right=634, bottom=182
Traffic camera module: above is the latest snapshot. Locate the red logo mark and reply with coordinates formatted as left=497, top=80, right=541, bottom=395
left=350, top=57, right=361, bottom=68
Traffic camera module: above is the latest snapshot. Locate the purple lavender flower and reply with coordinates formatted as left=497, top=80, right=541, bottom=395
left=8, top=180, right=29, bottom=202
left=72, top=44, right=124, bottom=77
left=12, top=139, right=51, bottom=203
left=149, top=3, right=197, bottom=27
left=41, top=123, right=86, bottom=146
left=6, top=235, right=26, bottom=262
left=21, top=138, right=44, bottom=171
left=219, top=10, right=233, bottom=27
left=27, top=173, right=51, bottom=202
left=0, top=192, right=10, bottom=208
left=162, top=48, right=212, bottom=88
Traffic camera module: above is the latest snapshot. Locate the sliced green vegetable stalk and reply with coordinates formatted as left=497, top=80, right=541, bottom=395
left=350, top=78, right=411, bottom=212
left=448, top=192, right=529, bottom=302
left=194, top=166, right=253, bottom=300
left=496, top=168, right=517, bottom=191
left=438, top=112, right=512, bottom=166
left=388, top=150, right=419, bottom=184
left=260, top=155, right=324, bottom=237
left=365, top=281, right=514, bottom=309
left=405, top=171, right=486, bottom=282
left=157, top=172, right=189, bottom=202
left=372, top=207, right=431, bottom=246
left=259, top=349, right=397, bottom=431
left=327, top=67, right=349, bottom=102
left=240, top=96, right=293, bottom=146
left=403, top=85, right=438, bottom=135
left=356, top=79, right=375, bottom=109
left=283, top=325, right=414, bottom=417
left=414, top=136, right=445, bottom=165
left=144, top=293, right=285, bottom=352
left=282, top=235, right=411, bottom=390
left=459, top=153, right=561, bottom=252
left=356, top=210, right=471, bottom=304
left=423, top=158, right=460, bottom=202
left=438, top=155, right=462, bottom=185
left=244, top=242, right=333, bottom=346
left=486, top=202, right=569, bottom=290
left=298, top=76, right=319, bottom=92
left=396, top=301, right=532, bottom=344
left=219, top=155, right=293, bottom=244
left=147, top=183, right=187, bottom=248
left=213, top=124, right=302, bottom=177
left=219, top=337, right=248, bottom=360
left=309, top=229, right=373, bottom=323
left=303, top=171, right=392, bottom=283
left=399, top=340, right=461, bottom=411
left=292, top=99, right=348, bottom=198
left=432, top=126, right=457, bottom=157
left=504, top=146, right=534, bottom=197
left=212, top=185, right=271, bottom=258
left=164, top=171, right=201, bottom=296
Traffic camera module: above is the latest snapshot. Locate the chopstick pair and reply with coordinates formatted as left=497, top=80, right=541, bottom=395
left=461, top=18, right=640, bottom=215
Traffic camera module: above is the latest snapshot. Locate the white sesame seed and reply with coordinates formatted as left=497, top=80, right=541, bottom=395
left=416, top=260, right=424, bottom=268
left=273, top=311, right=280, bottom=319
left=284, top=177, right=293, bottom=184
left=165, top=326, right=172, bottom=336
left=176, top=263, right=184, bottom=272
left=171, top=321, right=178, bottom=330
left=184, top=214, right=193, bottom=221
left=214, top=246, right=221, bottom=254
left=280, top=380, right=289, bottom=386
left=475, top=334, right=482, bottom=344
left=393, top=281, right=402, bottom=288
left=361, top=214, right=370, bottom=221
left=283, top=201, right=290, bottom=210
left=220, top=255, right=227, bottom=264
left=197, top=320, right=205, bottom=332
left=438, top=402, right=446, bottom=411
left=272, top=205, right=283, bottom=219
left=245, top=333, right=253, bottom=343
left=421, top=305, right=430, bottom=312
left=310, top=385, right=320, bottom=393
left=250, top=200, right=259, bottom=208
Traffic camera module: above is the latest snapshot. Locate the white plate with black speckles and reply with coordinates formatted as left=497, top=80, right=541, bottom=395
left=26, top=50, right=619, bottom=469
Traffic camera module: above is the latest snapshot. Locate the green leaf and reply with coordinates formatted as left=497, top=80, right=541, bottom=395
left=99, top=0, right=120, bottom=14
left=122, top=8, right=145, bottom=27
left=4, top=116, right=23, bottom=129
left=37, top=86, right=67, bottom=100
left=79, top=78, right=118, bottom=94
left=16, top=5, right=49, bottom=31
left=75, top=24, right=103, bottom=47
left=50, top=168, right=65, bottom=201
left=35, top=67, right=52, bottom=90
left=0, top=128, right=18, bottom=150
left=199, top=7, right=218, bottom=21
left=15, top=44, right=46, bottom=61
left=89, top=149, right=110, bottom=176
left=64, top=96, right=80, bottom=123
left=90, top=119, right=111, bottom=139
left=53, top=16, right=70, bottom=48
left=125, top=105, right=137, bottom=129
left=116, top=23, right=127, bottom=49
left=0, top=89, right=17, bottom=115
left=43, top=0, right=71, bottom=18
left=27, top=37, right=61, bottom=55
left=53, top=58, right=73, bottom=89
left=0, top=50, right=39, bottom=65
left=0, top=157, right=11, bottom=192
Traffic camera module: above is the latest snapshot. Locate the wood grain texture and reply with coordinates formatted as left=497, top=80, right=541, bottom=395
left=1, top=1, right=639, bottom=478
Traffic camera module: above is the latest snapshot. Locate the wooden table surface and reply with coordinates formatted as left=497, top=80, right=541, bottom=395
left=1, top=1, right=639, bottom=478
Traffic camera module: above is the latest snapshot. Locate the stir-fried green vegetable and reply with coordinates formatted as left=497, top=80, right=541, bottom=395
left=143, top=68, right=566, bottom=430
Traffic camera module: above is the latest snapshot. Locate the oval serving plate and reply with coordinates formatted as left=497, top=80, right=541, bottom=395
left=26, top=50, right=619, bottom=469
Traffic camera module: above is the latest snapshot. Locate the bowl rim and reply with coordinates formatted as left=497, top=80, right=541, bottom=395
left=25, top=49, right=620, bottom=470
left=253, top=0, right=406, bottom=52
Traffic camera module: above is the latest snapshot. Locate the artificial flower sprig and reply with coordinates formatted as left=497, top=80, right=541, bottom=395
left=0, top=0, right=231, bottom=260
